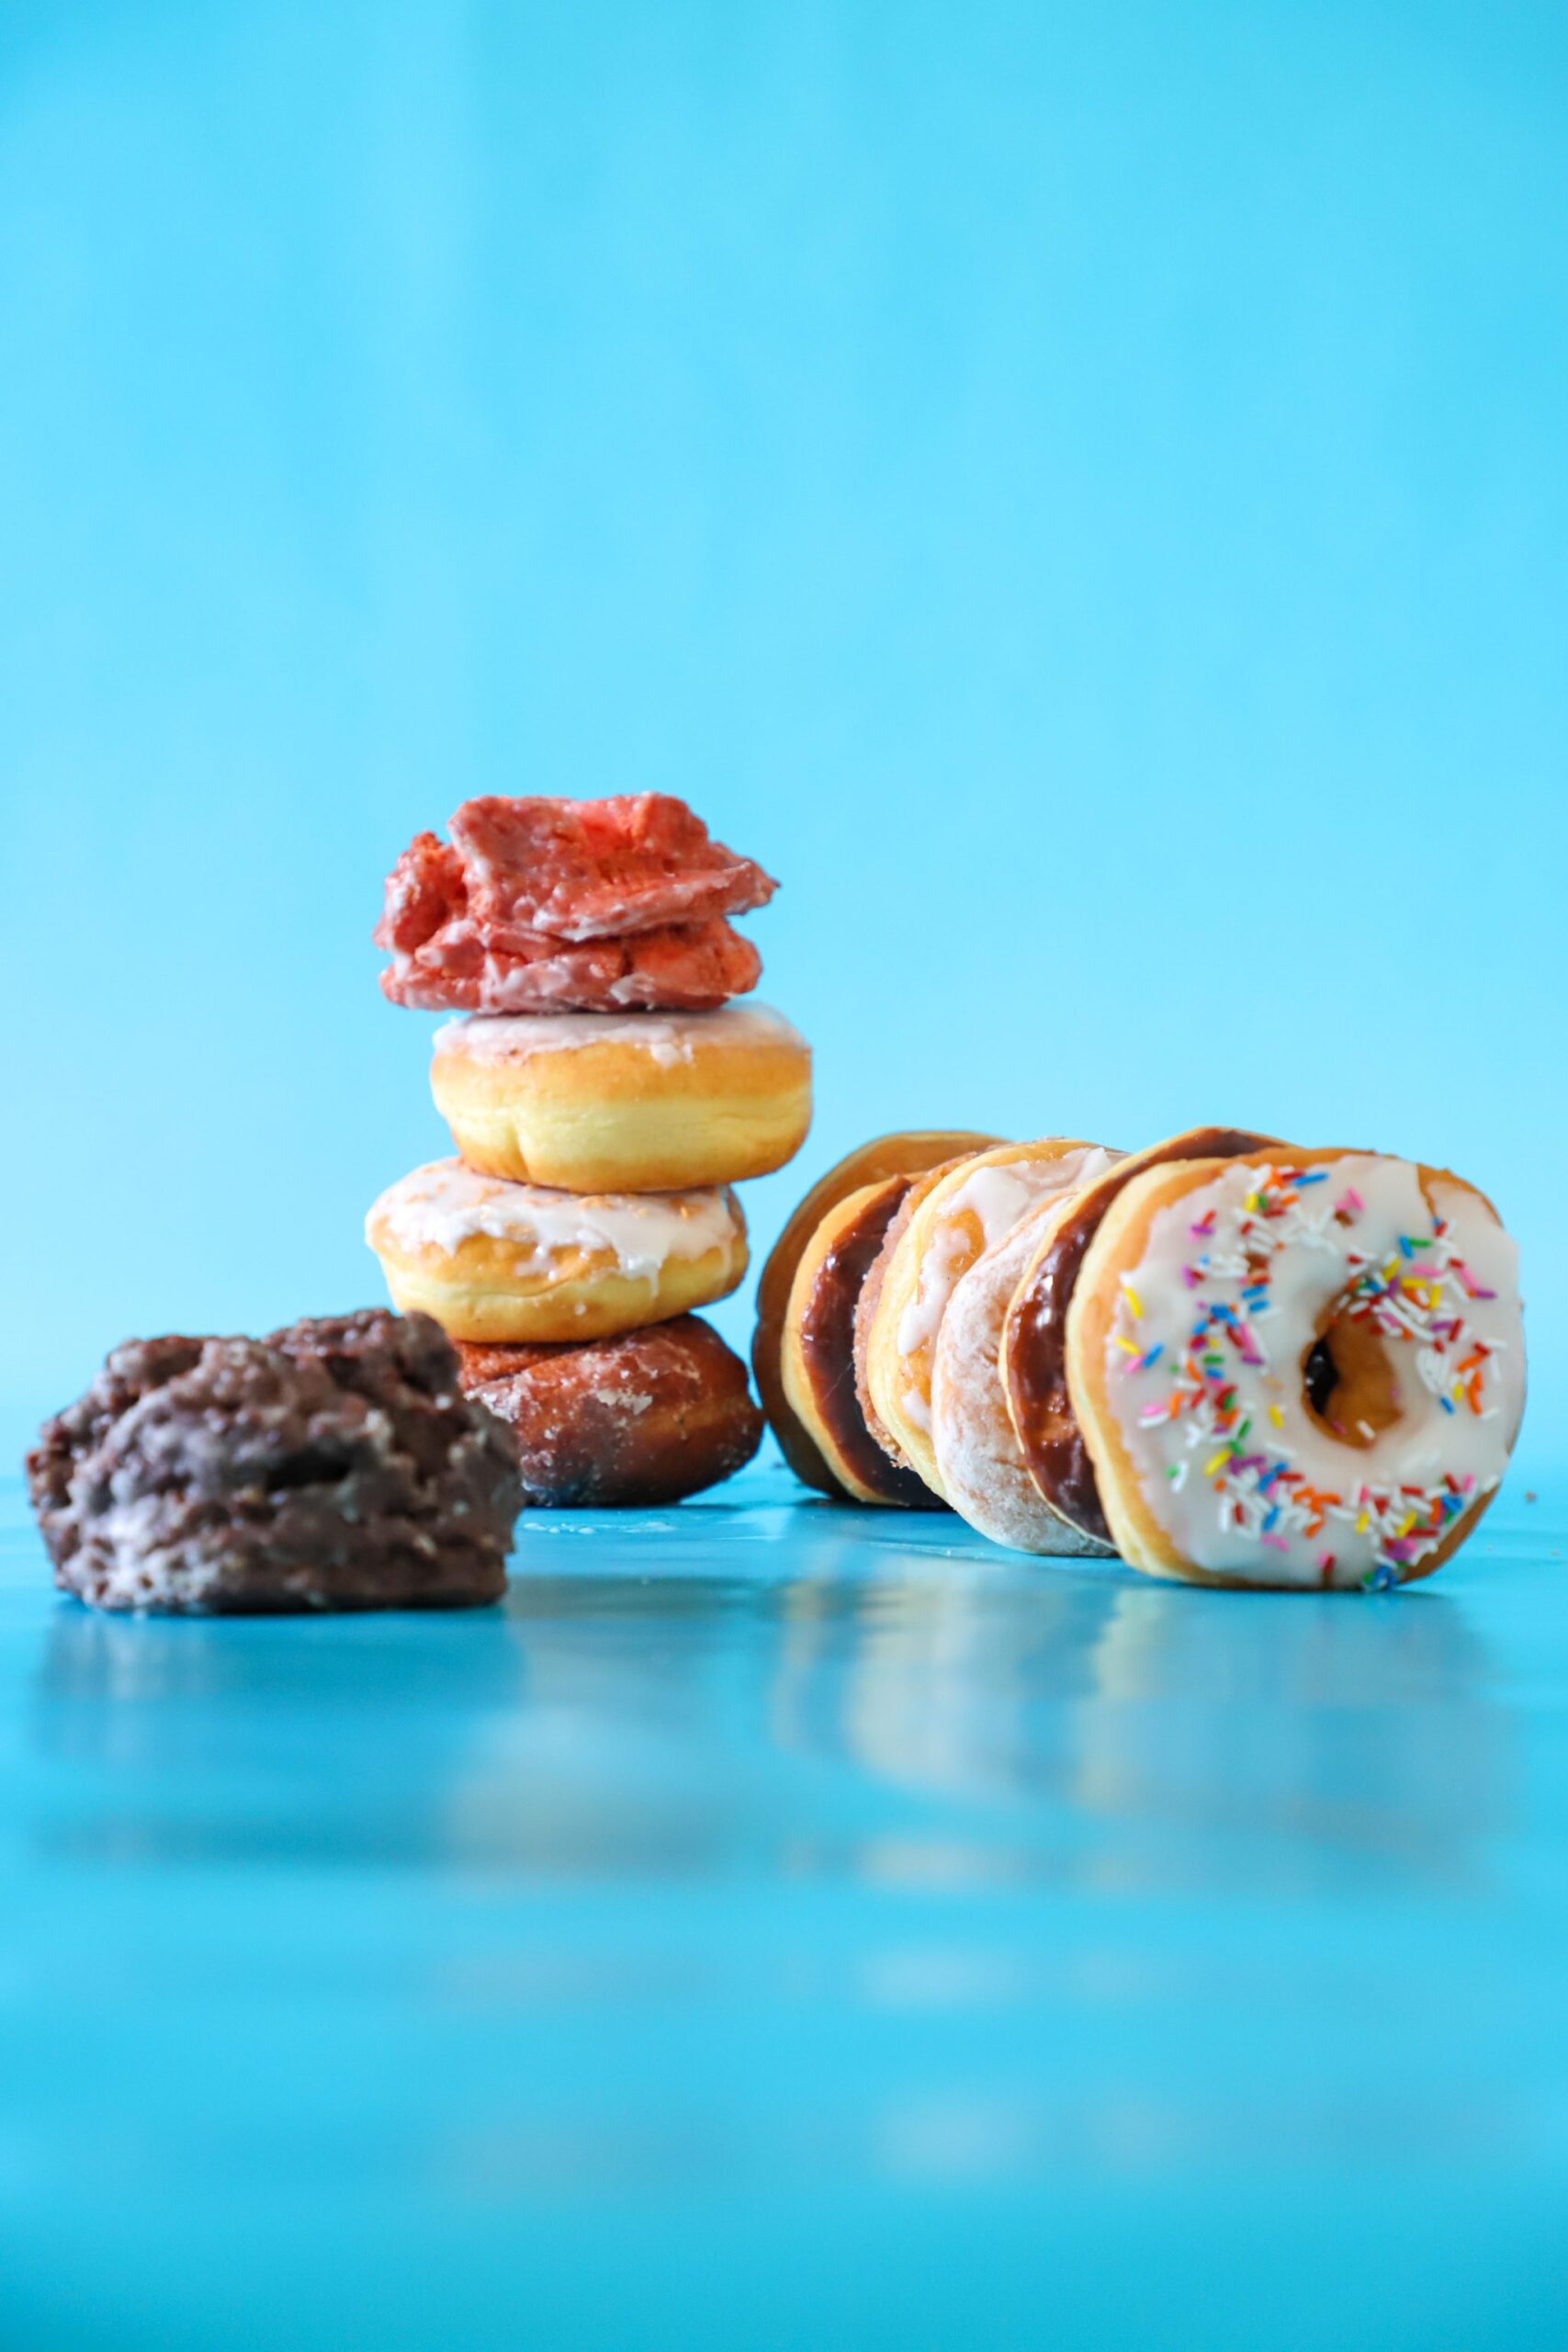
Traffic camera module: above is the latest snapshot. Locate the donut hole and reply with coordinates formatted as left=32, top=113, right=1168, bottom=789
left=1301, top=1306, right=1404, bottom=1449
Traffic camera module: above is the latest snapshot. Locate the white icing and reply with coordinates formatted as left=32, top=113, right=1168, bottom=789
left=932, top=1200, right=1111, bottom=1556
left=1103, top=1155, right=1525, bottom=1589
left=367, top=1159, right=742, bottom=1279
left=432, top=1001, right=806, bottom=1069
left=896, top=1146, right=1123, bottom=1432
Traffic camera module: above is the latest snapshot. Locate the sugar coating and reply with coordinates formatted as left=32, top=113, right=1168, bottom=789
left=933, top=1199, right=1111, bottom=1555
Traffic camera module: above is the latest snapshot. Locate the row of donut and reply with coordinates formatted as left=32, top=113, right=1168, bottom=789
left=752, top=1126, right=1525, bottom=1591
left=367, top=794, right=818, bottom=1504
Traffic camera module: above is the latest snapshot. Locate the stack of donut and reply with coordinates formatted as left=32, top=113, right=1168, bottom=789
left=755, top=1126, right=1526, bottom=1591
left=366, top=794, right=812, bottom=1507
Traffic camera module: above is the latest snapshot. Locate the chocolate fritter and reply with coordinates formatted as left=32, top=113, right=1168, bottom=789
left=25, top=1309, right=522, bottom=1614
left=27, top=1334, right=209, bottom=1572
left=457, top=1315, right=763, bottom=1507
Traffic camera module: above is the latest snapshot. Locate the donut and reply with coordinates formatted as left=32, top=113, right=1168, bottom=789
left=1065, top=1148, right=1526, bottom=1590
left=429, top=1003, right=812, bottom=1193
left=781, top=1179, right=948, bottom=1509
left=859, top=1139, right=1123, bottom=1498
left=931, top=1197, right=1114, bottom=1555
left=456, top=1316, right=763, bottom=1507
left=366, top=1159, right=748, bottom=1343
left=750, top=1129, right=1000, bottom=1496
left=381, top=910, right=762, bottom=1016
left=376, top=794, right=776, bottom=1013
left=1002, top=1126, right=1274, bottom=1544
left=25, top=1310, right=522, bottom=1613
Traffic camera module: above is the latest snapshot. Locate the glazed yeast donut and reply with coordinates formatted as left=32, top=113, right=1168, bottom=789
left=366, top=1159, right=747, bottom=1343
left=860, top=1140, right=1123, bottom=1499
left=430, top=1003, right=811, bottom=1193
left=1066, top=1148, right=1525, bottom=1590
left=456, top=1317, right=762, bottom=1507
left=751, top=1130, right=1000, bottom=1498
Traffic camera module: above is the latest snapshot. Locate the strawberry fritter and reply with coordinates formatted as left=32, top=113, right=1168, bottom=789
left=453, top=794, right=774, bottom=942
left=375, top=794, right=774, bottom=1014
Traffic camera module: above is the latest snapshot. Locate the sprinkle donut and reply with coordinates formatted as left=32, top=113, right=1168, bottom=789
left=1066, top=1149, right=1525, bottom=1590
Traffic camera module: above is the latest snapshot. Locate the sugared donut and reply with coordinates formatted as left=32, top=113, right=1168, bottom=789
left=456, top=1317, right=763, bottom=1506
left=366, top=1159, right=748, bottom=1343
left=1002, top=1126, right=1274, bottom=1544
left=781, top=1179, right=948, bottom=1510
left=751, top=1130, right=1001, bottom=1497
left=429, top=1004, right=812, bottom=1193
left=860, top=1140, right=1123, bottom=1499
left=1066, top=1148, right=1526, bottom=1590
left=931, top=1197, right=1113, bottom=1555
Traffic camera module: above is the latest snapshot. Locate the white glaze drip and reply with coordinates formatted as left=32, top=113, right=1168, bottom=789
left=896, top=1146, right=1122, bottom=1432
left=367, top=1159, right=742, bottom=1279
left=433, top=1001, right=805, bottom=1070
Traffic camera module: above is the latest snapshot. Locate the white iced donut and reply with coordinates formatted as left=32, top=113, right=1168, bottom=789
left=366, top=1159, right=748, bottom=1342
left=860, top=1140, right=1123, bottom=1498
left=429, top=1003, right=811, bottom=1193
left=1066, top=1148, right=1526, bottom=1589
left=931, top=1194, right=1116, bottom=1555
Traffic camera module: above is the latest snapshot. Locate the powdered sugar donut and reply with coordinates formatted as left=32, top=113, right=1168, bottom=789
left=366, top=1159, right=747, bottom=1343
left=931, top=1196, right=1115, bottom=1555
left=1067, top=1149, right=1526, bottom=1590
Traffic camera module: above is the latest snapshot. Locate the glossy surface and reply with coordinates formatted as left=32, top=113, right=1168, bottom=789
left=3, top=1466, right=1565, bottom=2351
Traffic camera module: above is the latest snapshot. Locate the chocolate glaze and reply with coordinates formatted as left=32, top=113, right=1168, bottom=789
left=1005, top=1126, right=1274, bottom=1544
left=798, top=1180, right=945, bottom=1510
left=752, top=1130, right=1000, bottom=1499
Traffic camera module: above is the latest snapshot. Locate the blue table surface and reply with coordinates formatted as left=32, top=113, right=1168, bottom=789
left=2, top=1464, right=1565, bottom=2352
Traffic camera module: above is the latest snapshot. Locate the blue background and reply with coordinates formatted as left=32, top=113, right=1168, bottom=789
left=3, top=0, right=1564, bottom=1465
left=4, top=12, right=1568, bottom=2352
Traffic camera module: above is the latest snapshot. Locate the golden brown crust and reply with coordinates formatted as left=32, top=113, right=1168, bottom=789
left=751, top=1131, right=1000, bottom=1495
left=457, top=1317, right=763, bottom=1507
left=432, top=1016, right=812, bottom=1193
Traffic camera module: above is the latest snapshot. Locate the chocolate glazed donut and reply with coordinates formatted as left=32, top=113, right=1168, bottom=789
left=1003, top=1125, right=1275, bottom=1545
left=784, top=1179, right=946, bottom=1510
left=752, top=1130, right=1000, bottom=1497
